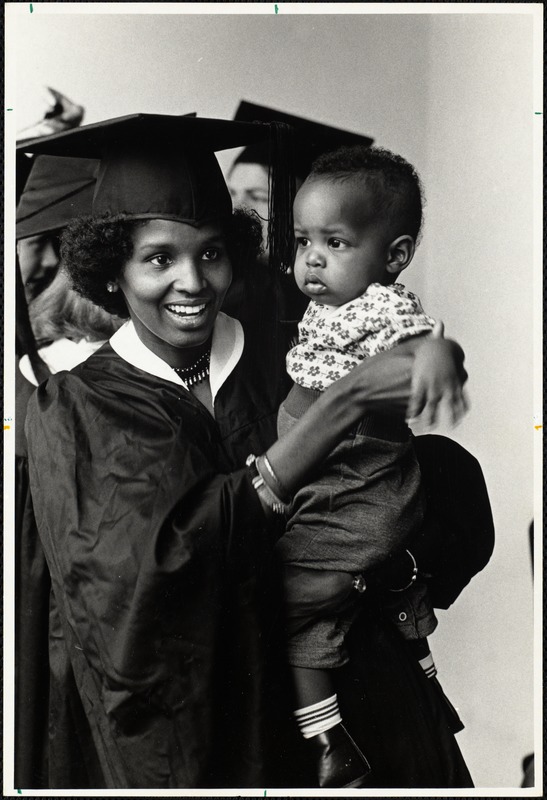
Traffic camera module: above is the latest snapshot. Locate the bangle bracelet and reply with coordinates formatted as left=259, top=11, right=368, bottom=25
left=387, top=549, right=418, bottom=592
left=258, top=454, right=291, bottom=504
left=246, top=454, right=289, bottom=515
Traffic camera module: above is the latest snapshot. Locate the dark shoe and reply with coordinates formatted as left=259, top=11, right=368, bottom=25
left=308, top=723, right=371, bottom=788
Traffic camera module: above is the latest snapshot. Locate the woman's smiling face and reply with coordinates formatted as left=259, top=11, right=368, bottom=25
left=116, top=218, right=232, bottom=366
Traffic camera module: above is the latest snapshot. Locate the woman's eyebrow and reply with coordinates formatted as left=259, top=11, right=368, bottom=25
left=135, top=234, right=226, bottom=254
left=197, top=233, right=227, bottom=248
left=134, top=240, right=173, bottom=253
left=201, top=232, right=226, bottom=242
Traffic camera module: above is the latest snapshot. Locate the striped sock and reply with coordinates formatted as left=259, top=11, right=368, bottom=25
left=418, top=651, right=438, bottom=679
left=407, top=638, right=438, bottom=679
left=293, top=694, right=342, bottom=739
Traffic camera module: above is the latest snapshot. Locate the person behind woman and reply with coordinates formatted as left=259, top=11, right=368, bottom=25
left=21, top=113, right=471, bottom=789
left=16, top=270, right=124, bottom=789
left=16, top=89, right=87, bottom=301
left=224, top=101, right=374, bottom=329
left=228, top=100, right=373, bottom=254
left=20, top=269, right=124, bottom=384
left=14, top=151, right=113, bottom=789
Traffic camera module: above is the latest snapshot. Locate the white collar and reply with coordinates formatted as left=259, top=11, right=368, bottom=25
left=19, top=338, right=107, bottom=387
left=109, top=313, right=244, bottom=404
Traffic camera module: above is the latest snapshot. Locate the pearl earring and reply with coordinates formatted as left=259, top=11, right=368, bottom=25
left=106, top=282, right=118, bottom=293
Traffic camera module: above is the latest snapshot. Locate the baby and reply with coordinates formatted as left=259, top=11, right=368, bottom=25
left=276, top=145, right=465, bottom=787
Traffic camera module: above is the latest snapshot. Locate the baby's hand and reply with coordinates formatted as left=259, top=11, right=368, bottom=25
left=406, top=326, right=468, bottom=427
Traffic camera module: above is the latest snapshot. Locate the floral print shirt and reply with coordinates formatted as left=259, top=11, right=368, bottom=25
left=287, top=282, right=435, bottom=391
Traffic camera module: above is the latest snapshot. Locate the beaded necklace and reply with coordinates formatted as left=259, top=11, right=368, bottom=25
left=172, top=349, right=211, bottom=388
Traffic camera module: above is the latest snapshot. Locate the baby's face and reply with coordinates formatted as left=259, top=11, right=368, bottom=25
left=293, top=178, right=392, bottom=307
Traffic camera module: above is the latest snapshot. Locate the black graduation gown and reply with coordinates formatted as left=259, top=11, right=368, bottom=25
left=24, top=332, right=290, bottom=789
left=23, top=332, right=473, bottom=789
left=15, top=365, right=50, bottom=788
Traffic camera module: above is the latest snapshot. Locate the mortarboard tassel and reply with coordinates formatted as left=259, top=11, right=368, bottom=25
left=267, top=121, right=296, bottom=276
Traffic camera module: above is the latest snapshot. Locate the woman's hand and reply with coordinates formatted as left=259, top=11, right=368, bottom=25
left=16, top=87, right=84, bottom=143
left=406, top=324, right=468, bottom=426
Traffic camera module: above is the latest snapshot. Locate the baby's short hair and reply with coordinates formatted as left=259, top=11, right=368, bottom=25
left=308, top=145, right=425, bottom=244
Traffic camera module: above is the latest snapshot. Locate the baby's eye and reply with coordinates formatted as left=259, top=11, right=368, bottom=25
left=328, top=238, right=347, bottom=249
left=296, top=237, right=310, bottom=248
left=202, top=248, right=220, bottom=261
left=149, top=254, right=173, bottom=267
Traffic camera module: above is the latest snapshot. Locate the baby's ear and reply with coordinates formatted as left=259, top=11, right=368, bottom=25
left=386, top=235, right=415, bottom=275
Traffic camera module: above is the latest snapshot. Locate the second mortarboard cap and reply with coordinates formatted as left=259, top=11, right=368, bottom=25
left=16, top=155, right=98, bottom=240
left=232, top=101, right=374, bottom=181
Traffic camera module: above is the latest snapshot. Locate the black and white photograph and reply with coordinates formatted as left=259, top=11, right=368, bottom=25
left=3, top=2, right=542, bottom=795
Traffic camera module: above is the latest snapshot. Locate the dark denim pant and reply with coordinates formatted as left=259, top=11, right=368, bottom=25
left=277, top=386, right=437, bottom=668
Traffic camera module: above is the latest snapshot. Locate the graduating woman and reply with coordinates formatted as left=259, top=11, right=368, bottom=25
left=21, top=113, right=475, bottom=789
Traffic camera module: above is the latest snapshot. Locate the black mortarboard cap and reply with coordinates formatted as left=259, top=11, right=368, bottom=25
left=17, top=112, right=296, bottom=273
left=16, top=155, right=98, bottom=240
left=17, top=113, right=286, bottom=223
left=233, top=101, right=374, bottom=181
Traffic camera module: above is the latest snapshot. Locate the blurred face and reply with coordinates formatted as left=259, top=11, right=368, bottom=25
left=116, top=219, right=232, bottom=367
left=17, top=233, right=60, bottom=301
left=293, top=178, right=392, bottom=307
left=227, top=162, right=270, bottom=251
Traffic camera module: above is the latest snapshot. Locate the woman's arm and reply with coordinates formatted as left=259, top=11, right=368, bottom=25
left=264, top=335, right=466, bottom=497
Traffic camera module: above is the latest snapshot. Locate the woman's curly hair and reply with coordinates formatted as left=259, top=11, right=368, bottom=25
left=60, top=209, right=264, bottom=317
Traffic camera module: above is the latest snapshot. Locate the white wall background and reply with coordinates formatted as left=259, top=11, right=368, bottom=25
left=6, top=4, right=541, bottom=790
left=417, top=15, right=538, bottom=791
